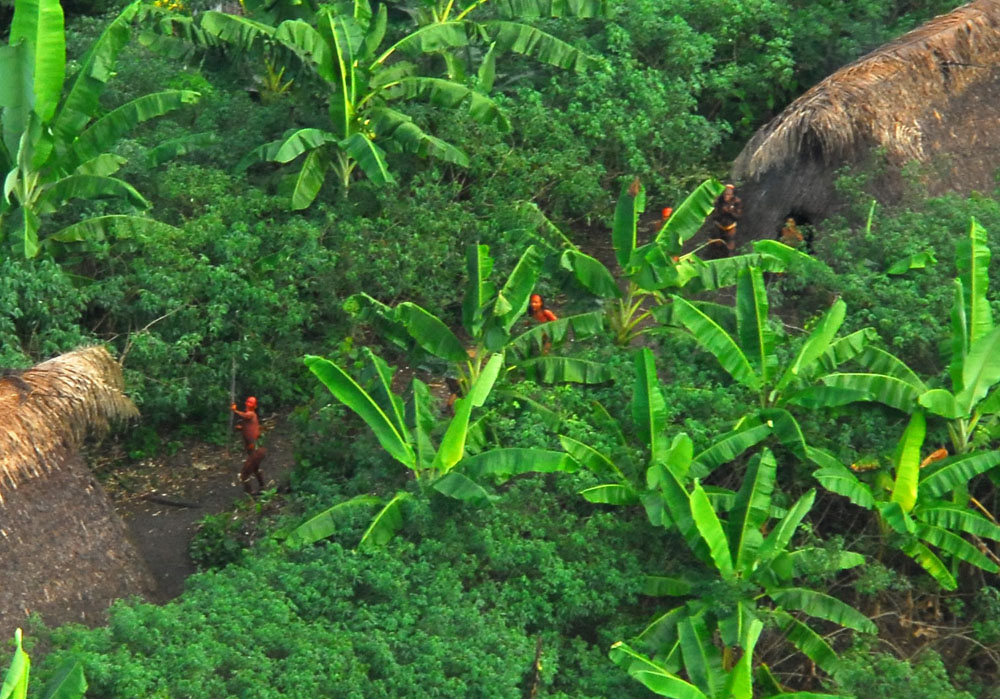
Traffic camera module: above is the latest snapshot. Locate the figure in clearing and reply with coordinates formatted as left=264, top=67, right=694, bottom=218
left=231, top=396, right=266, bottom=494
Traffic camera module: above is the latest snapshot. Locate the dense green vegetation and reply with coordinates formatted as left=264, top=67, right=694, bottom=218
left=11, top=0, right=1000, bottom=696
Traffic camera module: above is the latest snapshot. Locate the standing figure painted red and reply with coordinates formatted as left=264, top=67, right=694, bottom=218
left=528, top=294, right=558, bottom=354
left=231, top=396, right=266, bottom=494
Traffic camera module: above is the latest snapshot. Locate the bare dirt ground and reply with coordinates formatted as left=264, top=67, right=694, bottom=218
left=98, top=414, right=297, bottom=602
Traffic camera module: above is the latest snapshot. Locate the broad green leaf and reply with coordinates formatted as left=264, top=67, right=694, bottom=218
left=635, top=606, right=685, bottom=653
left=671, top=295, right=759, bottom=391
left=200, top=11, right=277, bottom=50
left=729, top=449, right=776, bottom=572
left=485, top=20, right=594, bottom=72
left=580, top=483, right=638, bottom=505
left=658, top=178, right=723, bottom=255
left=722, top=618, right=762, bottom=699
left=53, top=2, right=138, bottom=143
left=917, top=523, right=997, bottom=572
left=560, top=249, right=620, bottom=298
left=271, top=128, right=333, bottom=163
left=278, top=18, right=339, bottom=82
left=854, top=346, right=926, bottom=390
left=815, top=328, right=877, bottom=374
left=144, top=131, right=218, bottom=169
left=609, top=641, right=709, bottom=699
left=776, top=299, right=846, bottom=393
left=690, top=481, right=733, bottom=577
left=886, top=250, right=937, bottom=275
left=956, top=326, right=1000, bottom=415
left=358, top=491, right=410, bottom=548
left=900, top=537, right=956, bottom=590
left=769, top=587, right=876, bottom=633
left=432, top=354, right=503, bottom=474
left=477, top=40, right=497, bottom=92
left=69, top=90, right=199, bottom=168
left=736, top=267, right=774, bottom=383
left=772, top=610, right=840, bottom=674
left=40, top=656, right=87, bottom=699
left=340, top=132, right=395, bottom=185
left=36, top=174, right=147, bottom=213
left=509, top=311, right=604, bottom=355
left=397, top=302, right=468, bottom=362
left=919, top=450, right=1000, bottom=498
left=517, top=356, right=611, bottom=384
left=0, top=628, right=29, bottom=699
left=10, top=0, right=66, bottom=122
left=677, top=615, right=723, bottom=697
left=612, top=177, right=644, bottom=268
left=660, top=432, right=694, bottom=482
left=891, top=410, right=925, bottom=513
left=641, top=576, right=693, bottom=596
left=290, top=149, right=330, bottom=210
left=284, top=494, right=381, bottom=547
left=392, top=77, right=509, bottom=130
left=752, top=239, right=830, bottom=273
left=633, top=348, right=668, bottom=464
left=21, top=207, right=40, bottom=258
left=758, top=408, right=807, bottom=457
left=919, top=506, right=1000, bottom=540
left=47, top=215, right=177, bottom=244
left=955, top=217, right=993, bottom=346
left=690, top=423, right=771, bottom=479
left=460, top=447, right=574, bottom=480
left=821, top=373, right=921, bottom=413
left=363, top=349, right=407, bottom=438
left=683, top=251, right=786, bottom=294
left=432, top=471, right=494, bottom=504
left=493, top=245, right=542, bottom=333
left=652, top=463, right=709, bottom=562
left=0, top=42, right=32, bottom=159
left=368, top=107, right=469, bottom=165
left=362, top=2, right=387, bottom=60
left=808, top=452, right=875, bottom=509
left=877, top=501, right=917, bottom=535
left=411, top=379, right=436, bottom=471
left=462, top=243, right=495, bottom=337
left=785, top=385, right=873, bottom=409
left=305, top=355, right=415, bottom=467
left=559, top=434, right=624, bottom=480
left=371, top=21, right=468, bottom=65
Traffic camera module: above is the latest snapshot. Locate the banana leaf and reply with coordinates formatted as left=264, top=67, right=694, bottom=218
left=200, top=11, right=278, bottom=51
left=900, top=537, right=956, bottom=590
left=492, top=245, right=543, bottom=333
left=290, top=149, right=331, bottom=210
left=775, top=300, right=846, bottom=394
left=772, top=610, right=840, bottom=674
left=886, top=250, right=937, bottom=275
left=955, top=325, right=1000, bottom=415
left=462, top=243, right=495, bottom=337
left=459, top=447, right=574, bottom=479
left=560, top=249, right=620, bottom=298
left=689, top=423, right=771, bottom=479
left=493, top=0, right=609, bottom=19
left=371, top=21, right=468, bottom=64
left=809, top=459, right=874, bottom=509
left=677, top=614, right=724, bottom=697
left=729, top=449, right=776, bottom=572
left=340, top=132, right=394, bottom=185
left=411, top=379, right=436, bottom=472
left=918, top=450, right=1000, bottom=498
left=579, top=483, right=637, bottom=505
left=641, top=575, right=693, bottom=597
left=40, top=656, right=87, bottom=699
left=432, top=471, right=494, bottom=504
left=769, top=587, right=876, bottom=633
left=509, top=310, right=604, bottom=355
left=918, top=505, right=1000, bottom=540
left=284, top=494, right=381, bottom=547
left=391, top=76, right=509, bottom=130
left=955, top=217, right=993, bottom=346
left=369, top=107, right=469, bottom=164
left=484, top=20, right=593, bottom=72
left=432, top=353, right=503, bottom=474
left=10, top=0, right=65, bottom=122
left=658, top=178, right=723, bottom=255
left=821, top=372, right=921, bottom=413
left=358, top=491, right=410, bottom=548
left=145, top=131, right=218, bottom=168
left=633, top=347, right=668, bottom=463
left=612, top=177, right=644, bottom=268
left=518, top=356, right=611, bottom=384
left=671, top=295, right=758, bottom=391
left=559, top=434, right=623, bottom=479
left=736, top=267, right=774, bottom=383
left=917, top=523, right=998, bottom=572
left=37, top=174, right=147, bottom=213
left=397, top=302, right=468, bottom=362
left=890, top=410, right=925, bottom=513
left=0, top=628, right=30, bottom=699
left=690, top=481, right=733, bottom=577
left=610, top=641, right=709, bottom=699
left=47, top=214, right=177, bottom=244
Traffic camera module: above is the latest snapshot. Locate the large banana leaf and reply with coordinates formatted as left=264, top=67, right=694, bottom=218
left=284, top=494, right=381, bottom=547
left=340, top=132, right=394, bottom=185
left=772, top=610, right=840, bottom=673
left=722, top=618, right=763, bottom=699
left=769, top=588, right=876, bottom=633
left=853, top=346, right=926, bottom=390
left=759, top=488, right=816, bottom=558
left=392, top=77, right=508, bottom=129
left=814, top=328, right=877, bottom=375
left=10, top=0, right=65, bottom=122
left=304, top=355, right=415, bottom=467
left=955, top=217, right=993, bottom=347
left=729, top=449, right=776, bottom=572
left=658, top=178, right=723, bottom=255
left=808, top=456, right=875, bottom=509
left=876, top=501, right=917, bottom=536
left=0, top=43, right=33, bottom=160
left=900, top=537, right=956, bottom=590
left=890, top=410, right=925, bottom=513
left=358, top=491, right=410, bottom=548
left=484, top=20, right=593, bottom=72
left=271, top=128, right=334, bottom=163
left=560, top=249, right=620, bottom=298
left=641, top=575, right=693, bottom=596
left=494, top=0, right=608, bottom=18
left=580, top=484, right=637, bottom=504
left=671, top=295, right=759, bottom=391
left=682, top=252, right=786, bottom=295
left=40, top=656, right=87, bottom=699
left=363, top=349, right=408, bottom=437
left=411, top=378, right=436, bottom=471
left=47, top=214, right=178, bottom=244
left=432, top=471, right=494, bottom=504
left=290, top=149, right=331, bottom=210
left=371, top=21, right=468, bottom=64
left=950, top=279, right=969, bottom=393
left=369, top=107, right=469, bottom=164
left=462, top=243, right=495, bottom=337
left=200, top=11, right=278, bottom=51
left=145, top=131, right=218, bottom=168
left=918, top=505, right=1000, bottom=540
left=277, top=19, right=339, bottom=82
left=53, top=2, right=138, bottom=143
left=460, top=447, right=574, bottom=479
left=560, top=434, right=624, bottom=479
left=918, top=450, right=1000, bottom=498
left=431, top=353, right=503, bottom=474
left=36, top=174, right=147, bottom=213
left=492, top=245, right=542, bottom=333
left=396, top=302, right=468, bottom=362
left=633, top=347, right=668, bottom=464
left=955, top=325, right=1000, bottom=415
left=509, top=310, right=604, bottom=355
left=689, top=423, right=771, bottom=479
left=0, top=628, right=30, bottom=699
left=917, top=523, right=998, bottom=572
left=341, top=292, right=413, bottom=352
left=736, top=267, right=774, bottom=383
left=820, top=372, right=921, bottom=413
left=775, top=300, right=846, bottom=394
left=612, top=178, right=643, bottom=268
left=677, top=614, right=724, bottom=697
left=918, top=388, right=963, bottom=419
left=651, top=463, right=709, bottom=561
left=69, top=90, right=199, bottom=167
left=690, top=481, right=733, bottom=577
left=609, top=641, right=709, bottom=699
left=518, top=356, right=611, bottom=384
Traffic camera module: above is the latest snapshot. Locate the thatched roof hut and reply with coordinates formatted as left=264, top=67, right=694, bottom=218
left=0, top=347, right=154, bottom=638
left=730, top=0, right=1000, bottom=241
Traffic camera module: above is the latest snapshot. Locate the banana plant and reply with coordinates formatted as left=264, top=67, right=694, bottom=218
left=295, top=347, right=575, bottom=547
left=809, top=410, right=1000, bottom=590
left=346, top=243, right=611, bottom=389
left=670, top=265, right=877, bottom=457
left=559, top=178, right=798, bottom=345
left=566, top=347, right=772, bottom=519
left=613, top=446, right=873, bottom=695
left=1, top=628, right=87, bottom=699
left=0, top=0, right=200, bottom=257
left=202, top=2, right=508, bottom=204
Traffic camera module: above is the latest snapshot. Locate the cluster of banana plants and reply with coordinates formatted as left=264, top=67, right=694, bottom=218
left=0, top=0, right=200, bottom=257
left=809, top=411, right=1000, bottom=590
left=288, top=347, right=575, bottom=548
left=346, top=243, right=611, bottom=389
left=558, top=177, right=813, bottom=345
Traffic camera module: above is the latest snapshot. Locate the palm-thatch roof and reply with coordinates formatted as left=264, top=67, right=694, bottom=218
left=0, top=346, right=153, bottom=637
left=730, top=0, right=1000, bottom=241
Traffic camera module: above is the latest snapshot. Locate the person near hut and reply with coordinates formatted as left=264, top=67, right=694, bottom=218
left=528, top=294, right=558, bottom=354
left=230, top=396, right=266, bottom=494
left=712, top=184, right=743, bottom=254
left=778, top=217, right=804, bottom=247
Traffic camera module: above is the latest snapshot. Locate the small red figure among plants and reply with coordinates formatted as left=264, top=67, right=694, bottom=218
left=231, top=396, right=266, bottom=495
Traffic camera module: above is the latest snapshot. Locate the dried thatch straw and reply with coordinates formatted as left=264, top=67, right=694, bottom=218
left=0, top=346, right=138, bottom=497
left=733, top=0, right=1000, bottom=180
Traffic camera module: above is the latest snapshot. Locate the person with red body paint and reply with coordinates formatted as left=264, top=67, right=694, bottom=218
left=230, top=396, right=266, bottom=494
left=528, top=294, right=558, bottom=354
